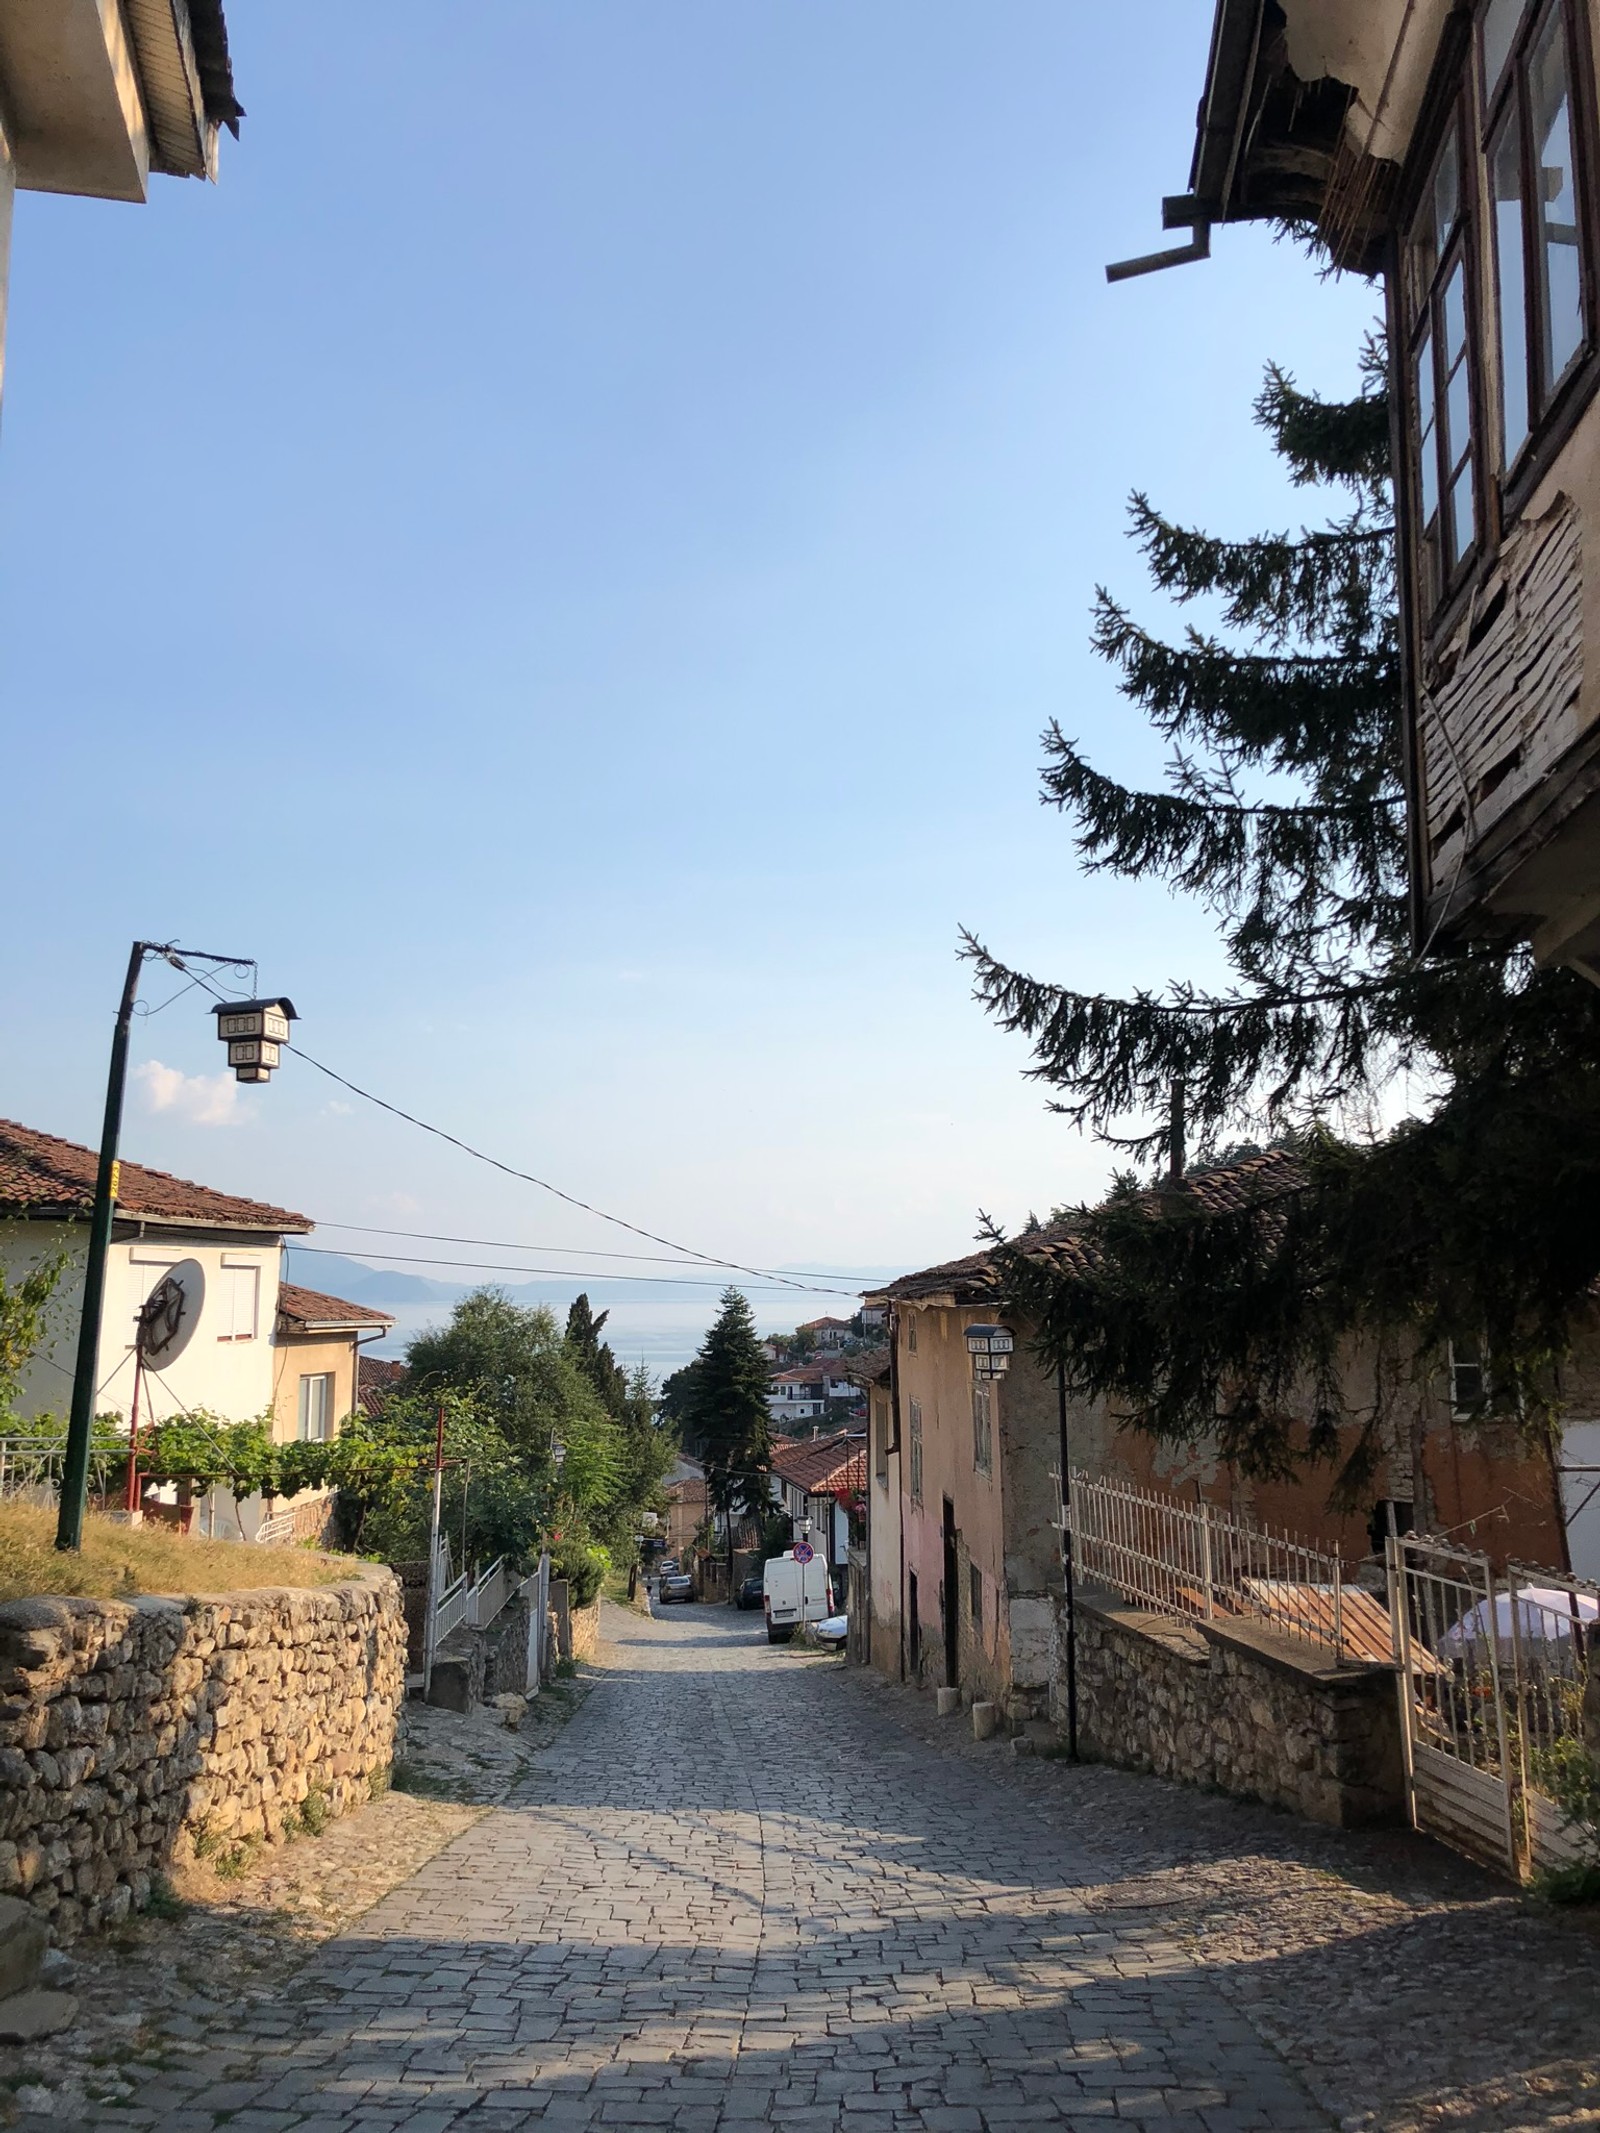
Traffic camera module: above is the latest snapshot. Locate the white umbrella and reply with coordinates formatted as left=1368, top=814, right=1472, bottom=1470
left=1437, top=1584, right=1597, bottom=1655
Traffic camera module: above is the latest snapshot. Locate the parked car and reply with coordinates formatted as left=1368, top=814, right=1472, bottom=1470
left=737, top=1572, right=765, bottom=1610
left=658, top=1571, right=694, bottom=1605
left=655, top=1558, right=679, bottom=1579
left=813, top=1614, right=848, bottom=1650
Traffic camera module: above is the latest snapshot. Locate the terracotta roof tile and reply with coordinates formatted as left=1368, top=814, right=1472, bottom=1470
left=358, top=1355, right=407, bottom=1415
left=0, top=1118, right=312, bottom=1233
left=869, top=1147, right=1305, bottom=1305
left=277, top=1283, right=394, bottom=1332
left=771, top=1430, right=869, bottom=1494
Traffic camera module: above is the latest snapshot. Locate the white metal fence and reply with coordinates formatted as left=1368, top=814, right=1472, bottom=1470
left=1067, top=1467, right=1392, bottom=1662
left=467, top=1555, right=511, bottom=1629
left=0, top=1435, right=120, bottom=1505
left=1389, top=1532, right=1598, bottom=1881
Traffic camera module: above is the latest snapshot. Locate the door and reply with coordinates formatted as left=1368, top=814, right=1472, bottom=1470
left=908, top=1570, right=920, bottom=1678
left=942, top=1498, right=960, bottom=1689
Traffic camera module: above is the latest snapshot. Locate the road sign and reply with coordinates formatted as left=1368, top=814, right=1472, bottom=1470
left=793, top=1541, right=815, bottom=1565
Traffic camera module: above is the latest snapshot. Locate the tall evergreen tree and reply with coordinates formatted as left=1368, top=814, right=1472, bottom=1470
left=685, top=1289, right=774, bottom=1580
left=564, top=1293, right=630, bottom=1419
left=970, top=348, right=1600, bottom=1486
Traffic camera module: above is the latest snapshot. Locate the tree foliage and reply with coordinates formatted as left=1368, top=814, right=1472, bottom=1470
left=972, top=348, right=1600, bottom=1488
left=681, top=1290, right=773, bottom=1551
left=0, top=1232, right=71, bottom=1426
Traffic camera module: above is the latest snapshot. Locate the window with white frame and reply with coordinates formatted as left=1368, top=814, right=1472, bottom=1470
left=1449, top=1338, right=1488, bottom=1413
left=971, top=1379, right=993, bottom=1475
left=218, top=1261, right=259, bottom=1341
left=298, top=1372, right=335, bottom=1442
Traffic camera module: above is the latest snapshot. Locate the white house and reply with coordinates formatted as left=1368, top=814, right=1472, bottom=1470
left=0, top=1117, right=388, bottom=1538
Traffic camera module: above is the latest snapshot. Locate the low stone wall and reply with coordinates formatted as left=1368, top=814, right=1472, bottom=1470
left=1055, top=1584, right=1404, bottom=1828
left=549, top=1582, right=601, bottom=1663
left=0, top=1567, right=404, bottom=1941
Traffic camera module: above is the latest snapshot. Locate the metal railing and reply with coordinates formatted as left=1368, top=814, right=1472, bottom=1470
left=0, top=1435, right=121, bottom=1504
left=255, top=1507, right=298, bottom=1546
left=467, top=1555, right=511, bottom=1629
left=1390, top=1532, right=1598, bottom=1880
left=1067, top=1467, right=1381, bottom=1662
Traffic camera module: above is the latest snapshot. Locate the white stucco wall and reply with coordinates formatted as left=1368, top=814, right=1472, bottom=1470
left=3, top=1220, right=280, bottom=1427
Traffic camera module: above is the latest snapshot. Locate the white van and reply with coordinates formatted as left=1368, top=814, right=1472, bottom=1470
left=762, top=1550, right=835, bottom=1644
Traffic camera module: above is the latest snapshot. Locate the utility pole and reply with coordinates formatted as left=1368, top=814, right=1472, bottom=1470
left=56, top=941, right=281, bottom=1551
left=57, top=943, right=150, bottom=1552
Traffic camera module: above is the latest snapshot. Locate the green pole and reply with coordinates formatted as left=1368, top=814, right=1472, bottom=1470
left=56, top=942, right=149, bottom=1551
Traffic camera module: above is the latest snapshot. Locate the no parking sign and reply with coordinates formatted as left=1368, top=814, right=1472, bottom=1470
left=792, top=1541, right=815, bottom=1565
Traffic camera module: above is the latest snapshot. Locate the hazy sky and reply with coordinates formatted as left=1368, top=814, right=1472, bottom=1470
left=0, top=5, right=1377, bottom=1363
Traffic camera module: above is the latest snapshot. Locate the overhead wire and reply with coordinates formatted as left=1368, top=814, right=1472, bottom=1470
left=288, top=1242, right=858, bottom=1296
left=167, top=956, right=853, bottom=1299
left=311, top=1219, right=876, bottom=1285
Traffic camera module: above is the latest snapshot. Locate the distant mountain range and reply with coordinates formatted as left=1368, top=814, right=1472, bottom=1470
left=283, top=1249, right=900, bottom=1314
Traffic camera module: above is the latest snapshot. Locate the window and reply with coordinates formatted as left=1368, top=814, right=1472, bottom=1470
left=972, top=1379, right=993, bottom=1475
left=908, top=1398, right=924, bottom=1506
left=298, top=1372, right=334, bottom=1443
left=1450, top=1338, right=1487, bottom=1413
left=218, top=1261, right=259, bottom=1341
left=874, top=1397, right=890, bottom=1484
left=1485, top=0, right=1590, bottom=476
left=907, top=1317, right=918, bottom=1354
left=968, top=1561, right=984, bottom=1636
left=1406, top=110, right=1479, bottom=609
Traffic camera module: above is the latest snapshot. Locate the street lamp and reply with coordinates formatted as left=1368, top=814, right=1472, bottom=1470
left=56, top=943, right=286, bottom=1552
left=212, top=997, right=297, bottom=1083
left=964, top=1324, right=1015, bottom=1379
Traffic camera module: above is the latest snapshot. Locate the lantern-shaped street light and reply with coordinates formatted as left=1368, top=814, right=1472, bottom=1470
left=965, top=1324, right=1014, bottom=1379
left=212, top=997, right=297, bottom=1084
left=551, top=1437, right=567, bottom=1478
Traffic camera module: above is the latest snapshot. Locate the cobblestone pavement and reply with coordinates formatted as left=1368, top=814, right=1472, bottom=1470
left=35, top=1602, right=1600, bottom=2133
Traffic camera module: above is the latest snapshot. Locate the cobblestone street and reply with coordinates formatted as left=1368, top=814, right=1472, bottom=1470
left=53, top=1601, right=1600, bottom=2133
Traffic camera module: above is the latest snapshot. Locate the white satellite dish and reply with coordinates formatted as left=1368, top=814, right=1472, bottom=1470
left=137, top=1259, right=206, bottom=1368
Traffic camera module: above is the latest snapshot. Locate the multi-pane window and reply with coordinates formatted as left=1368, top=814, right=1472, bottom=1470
left=1484, top=0, right=1590, bottom=473
left=971, top=1380, right=993, bottom=1475
left=1406, top=113, right=1478, bottom=609
left=1449, top=1339, right=1487, bottom=1414
left=908, top=1399, right=924, bottom=1505
left=298, top=1372, right=334, bottom=1442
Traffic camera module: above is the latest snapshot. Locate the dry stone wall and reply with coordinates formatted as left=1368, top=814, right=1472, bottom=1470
left=0, top=1567, right=404, bottom=1941
left=1057, top=1584, right=1404, bottom=1828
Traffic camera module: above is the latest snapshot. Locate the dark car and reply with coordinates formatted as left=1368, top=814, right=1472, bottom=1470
left=737, top=1572, right=765, bottom=1610
left=658, top=1571, right=695, bottom=1605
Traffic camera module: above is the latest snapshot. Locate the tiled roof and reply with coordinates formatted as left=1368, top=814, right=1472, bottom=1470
left=358, top=1355, right=407, bottom=1415
left=772, top=1430, right=869, bottom=1495
left=0, top=1118, right=312, bottom=1234
left=278, top=1283, right=394, bottom=1332
left=869, top=1148, right=1306, bottom=1305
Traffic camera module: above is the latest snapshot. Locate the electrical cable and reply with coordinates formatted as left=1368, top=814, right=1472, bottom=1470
left=167, top=955, right=845, bottom=1298
left=289, top=1242, right=858, bottom=1296
left=311, top=1219, right=876, bottom=1285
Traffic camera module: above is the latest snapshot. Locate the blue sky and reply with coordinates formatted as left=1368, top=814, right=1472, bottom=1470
left=0, top=4, right=1378, bottom=1368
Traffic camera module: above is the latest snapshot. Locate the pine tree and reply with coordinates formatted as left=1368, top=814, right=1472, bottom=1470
left=564, top=1293, right=630, bottom=1419
left=685, top=1289, right=774, bottom=1581
left=971, top=347, right=1600, bottom=1485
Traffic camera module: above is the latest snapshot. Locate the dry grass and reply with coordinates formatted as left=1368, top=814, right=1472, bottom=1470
left=0, top=1503, right=354, bottom=1604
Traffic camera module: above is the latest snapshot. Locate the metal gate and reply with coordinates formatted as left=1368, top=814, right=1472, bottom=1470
left=1387, top=1534, right=1597, bottom=1881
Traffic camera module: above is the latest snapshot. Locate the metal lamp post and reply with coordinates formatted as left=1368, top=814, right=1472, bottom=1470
left=55, top=946, right=291, bottom=1552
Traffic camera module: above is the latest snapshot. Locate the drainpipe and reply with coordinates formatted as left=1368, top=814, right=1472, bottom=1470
left=1056, top=1358, right=1079, bottom=1761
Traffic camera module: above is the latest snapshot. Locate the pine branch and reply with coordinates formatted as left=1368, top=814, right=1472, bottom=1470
left=1091, top=598, right=1398, bottom=786
left=1127, top=495, right=1394, bottom=649
left=1254, top=360, right=1391, bottom=492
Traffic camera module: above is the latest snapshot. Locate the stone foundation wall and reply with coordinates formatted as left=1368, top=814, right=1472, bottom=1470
left=1056, top=1584, right=1404, bottom=1828
left=0, top=1567, right=404, bottom=1941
